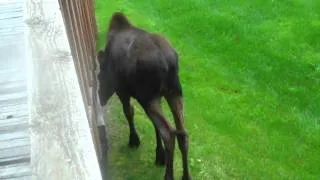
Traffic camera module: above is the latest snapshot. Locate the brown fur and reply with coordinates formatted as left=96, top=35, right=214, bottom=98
left=98, top=12, right=191, bottom=180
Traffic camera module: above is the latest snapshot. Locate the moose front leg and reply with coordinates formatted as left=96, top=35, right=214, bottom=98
left=117, top=93, right=140, bottom=148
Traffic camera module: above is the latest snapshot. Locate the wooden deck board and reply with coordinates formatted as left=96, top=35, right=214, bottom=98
left=0, top=144, right=30, bottom=166
left=0, top=0, right=31, bottom=179
left=0, top=0, right=103, bottom=179
left=0, top=162, right=31, bottom=179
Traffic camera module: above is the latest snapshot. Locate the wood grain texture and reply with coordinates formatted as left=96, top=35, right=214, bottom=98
left=25, top=0, right=102, bottom=179
left=0, top=162, right=31, bottom=179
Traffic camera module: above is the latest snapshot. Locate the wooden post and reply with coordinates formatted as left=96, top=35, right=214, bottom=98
left=25, top=0, right=102, bottom=179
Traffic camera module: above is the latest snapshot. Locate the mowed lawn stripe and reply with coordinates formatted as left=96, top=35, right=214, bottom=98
left=95, top=0, right=320, bottom=179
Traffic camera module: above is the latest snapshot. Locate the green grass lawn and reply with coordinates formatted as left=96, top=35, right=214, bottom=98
left=95, top=0, right=320, bottom=179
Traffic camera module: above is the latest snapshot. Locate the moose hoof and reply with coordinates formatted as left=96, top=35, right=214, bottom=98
left=128, top=133, right=140, bottom=148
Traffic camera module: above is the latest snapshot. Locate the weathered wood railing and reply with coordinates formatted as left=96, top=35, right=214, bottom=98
left=57, top=0, right=107, bottom=162
left=25, top=0, right=106, bottom=179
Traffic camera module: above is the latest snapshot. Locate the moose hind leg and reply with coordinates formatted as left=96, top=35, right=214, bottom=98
left=154, top=124, right=165, bottom=166
left=151, top=99, right=166, bottom=166
left=143, top=99, right=175, bottom=180
left=166, top=95, right=191, bottom=180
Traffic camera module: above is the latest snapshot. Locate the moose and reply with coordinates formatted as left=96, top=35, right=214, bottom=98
left=97, top=12, right=191, bottom=180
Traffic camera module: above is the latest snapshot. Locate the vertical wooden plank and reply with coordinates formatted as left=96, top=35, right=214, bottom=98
left=58, top=1, right=106, bottom=178
left=60, top=0, right=94, bottom=152
left=81, top=0, right=105, bottom=161
left=58, top=0, right=106, bottom=165
left=90, top=0, right=98, bottom=45
left=79, top=0, right=94, bottom=84
left=89, top=0, right=107, bottom=163
left=88, top=0, right=107, bottom=139
left=74, top=1, right=93, bottom=91
left=66, top=0, right=91, bottom=108
left=71, top=2, right=96, bottom=155
left=83, top=0, right=96, bottom=60
left=58, top=0, right=89, bottom=113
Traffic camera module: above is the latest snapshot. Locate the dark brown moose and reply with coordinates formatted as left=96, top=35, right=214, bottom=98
left=97, top=12, right=191, bottom=180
